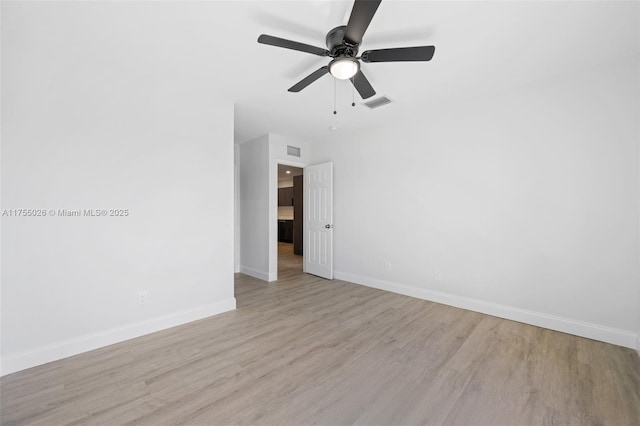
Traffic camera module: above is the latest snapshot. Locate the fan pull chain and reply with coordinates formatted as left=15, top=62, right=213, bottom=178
left=333, top=78, right=337, bottom=115
left=351, top=77, right=356, bottom=107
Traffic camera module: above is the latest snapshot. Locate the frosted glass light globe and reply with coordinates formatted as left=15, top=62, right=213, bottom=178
left=329, top=58, right=360, bottom=80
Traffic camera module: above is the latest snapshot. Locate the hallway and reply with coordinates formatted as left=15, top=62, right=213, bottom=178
left=278, top=241, right=302, bottom=277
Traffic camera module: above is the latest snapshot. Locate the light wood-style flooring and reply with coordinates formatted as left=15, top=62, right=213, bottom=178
left=277, top=241, right=303, bottom=277
left=2, top=244, right=639, bottom=425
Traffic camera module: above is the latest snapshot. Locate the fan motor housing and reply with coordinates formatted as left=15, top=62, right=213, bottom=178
left=326, top=26, right=359, bottom=57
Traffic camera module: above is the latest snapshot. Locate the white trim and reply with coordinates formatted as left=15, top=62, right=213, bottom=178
left=239, top=265, right=269, bottom=281
left=334, top=271, right=638, bottom=350
left=277, top=159, right=307, bottom=169
left=0, top=298, right=236, bottom=377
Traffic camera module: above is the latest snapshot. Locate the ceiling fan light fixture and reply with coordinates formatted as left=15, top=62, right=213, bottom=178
left=329, top=57, right=360, bottom=80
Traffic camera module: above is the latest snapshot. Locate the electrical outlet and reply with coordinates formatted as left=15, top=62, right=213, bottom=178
left=137, top=291, right=148, bottom=305
left=385, top=262, right=392, bottom=272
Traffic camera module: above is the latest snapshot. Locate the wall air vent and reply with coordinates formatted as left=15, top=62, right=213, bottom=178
left=363, top=96, right=392, bottom=109
left=287, top=145, right=301, bottom=157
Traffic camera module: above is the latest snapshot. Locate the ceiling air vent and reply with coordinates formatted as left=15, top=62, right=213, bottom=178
left=363, top=96, right=392, bottom=109
left=287, top=145, right=301, bottom=157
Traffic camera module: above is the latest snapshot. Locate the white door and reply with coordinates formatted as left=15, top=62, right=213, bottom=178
left=304, top=162, right=333, bottom=279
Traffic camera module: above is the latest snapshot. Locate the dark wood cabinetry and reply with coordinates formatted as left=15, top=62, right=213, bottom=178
left=277, top=177, right=303, bottom=255
left=278, top=220, right=293, bottom=243
left=278, top=187, right=293, bottom=206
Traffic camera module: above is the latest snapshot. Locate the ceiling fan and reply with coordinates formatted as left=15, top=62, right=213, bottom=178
left=257, top=0, right=435, bottom=100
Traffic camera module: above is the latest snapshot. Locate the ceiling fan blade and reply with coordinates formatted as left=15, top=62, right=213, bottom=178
left=258, top=34, right=329, bottom=57
left=288, top=66, right=330, bottom=92
left=351, top=70, right=376, bottom=99
left=344, top=0, right=381, bottom=46
left=361, top=46, right=435, bottom=63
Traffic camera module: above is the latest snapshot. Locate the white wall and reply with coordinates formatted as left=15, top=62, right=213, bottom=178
left=1, top=2, right=236, bottom=375
left=311, top=58, right=640, bottom=349
left=234, top=144, right=241, bottom=273
left=238, top=135, right=270, bottom=280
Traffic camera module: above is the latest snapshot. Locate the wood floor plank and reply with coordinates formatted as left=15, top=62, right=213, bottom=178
left=2, top=243, right=639, bottom=425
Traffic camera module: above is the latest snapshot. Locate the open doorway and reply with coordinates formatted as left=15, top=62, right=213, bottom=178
left=277, top=164, right=303, bottom=276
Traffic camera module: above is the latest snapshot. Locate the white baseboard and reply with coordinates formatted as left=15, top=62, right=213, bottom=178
left=239, top=265, right=277, bottom=282
left=334, top=271, right=638, bottom=350
left=239, top=265, right=269, bottom=281
left=0, top=298, right=236, bottom=377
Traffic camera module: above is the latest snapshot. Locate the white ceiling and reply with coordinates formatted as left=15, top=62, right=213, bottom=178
left=7, top=1, right=638, bottom=145
left=231, top=0, right=639, bottom=144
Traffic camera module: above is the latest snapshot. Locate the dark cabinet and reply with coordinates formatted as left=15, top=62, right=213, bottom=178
left=278, top=220, right=293, bottom=243
left=278, top=187, right=293, bottom=206
left=276, top=178, right=303, bottom=254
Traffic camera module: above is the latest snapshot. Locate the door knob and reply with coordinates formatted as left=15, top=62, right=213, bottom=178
left=325, top=224, right=333, bottom=229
